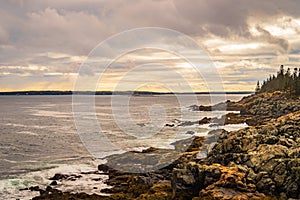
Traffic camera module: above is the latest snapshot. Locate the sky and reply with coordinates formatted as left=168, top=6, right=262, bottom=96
left=1, top=0, right=300, bottom=92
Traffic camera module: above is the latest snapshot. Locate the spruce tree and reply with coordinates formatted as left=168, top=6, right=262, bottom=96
left=255, top=81, right=260, bottom=94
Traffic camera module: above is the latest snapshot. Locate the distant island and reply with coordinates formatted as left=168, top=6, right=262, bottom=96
left=0, top=91, right=253, bottom=96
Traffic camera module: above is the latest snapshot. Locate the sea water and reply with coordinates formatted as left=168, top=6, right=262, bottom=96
left=0, top=94, right=247, bottom=199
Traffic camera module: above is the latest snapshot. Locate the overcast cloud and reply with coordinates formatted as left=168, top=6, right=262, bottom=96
left=1, top=0, right=300, bottom=91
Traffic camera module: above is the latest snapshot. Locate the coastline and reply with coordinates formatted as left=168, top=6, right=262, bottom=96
left=29, top=91, right=300, bottom=199
left=0, top=91, right=253, bottom=96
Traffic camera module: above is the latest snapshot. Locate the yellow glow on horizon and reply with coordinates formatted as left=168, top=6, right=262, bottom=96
left=1, top=78, right=255, bottom=92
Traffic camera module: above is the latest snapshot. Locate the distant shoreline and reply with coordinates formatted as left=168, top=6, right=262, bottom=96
left=0, top=91, right=254, bottom=96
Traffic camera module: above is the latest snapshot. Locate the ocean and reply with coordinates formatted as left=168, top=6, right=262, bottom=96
left=0, top=94, right=247, bottom=199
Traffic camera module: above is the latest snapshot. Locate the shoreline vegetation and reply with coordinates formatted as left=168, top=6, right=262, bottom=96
left=27, top=66, right=300, bottom=199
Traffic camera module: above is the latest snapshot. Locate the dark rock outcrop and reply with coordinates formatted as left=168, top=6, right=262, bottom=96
left=199, top=113, right=251, bottom=125
left=240, top=92, right=300, bottom=124
left=199, top=100, right=243, bottom=111
left=172, top=163, right=265, bottom=200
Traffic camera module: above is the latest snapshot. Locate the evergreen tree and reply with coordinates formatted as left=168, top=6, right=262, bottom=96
left=293, top=68, right=298, bottom=95
left=285, top=68, right=291, bottom=77
left=297, top=68, right=300, bottom=95
left=258, top=65, right=300, bottom=96
left=284, top=68, right=292, bottom=96
left=293, top=68, right=298, bottom=79
left=279, top=65, right=284, bottom=76
left=255, top=81, right=260, bottom=94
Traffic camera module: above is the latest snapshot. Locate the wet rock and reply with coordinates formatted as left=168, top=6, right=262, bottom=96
left=98, top=164, right=111, bottom=172
left=199, top=105, right=212, bottom=111
left=200, top=113, right=251, bottom=125
left=141, top=147, right=160, bottom=153
left=188, top=104, right=200, bottom=111
left=165, top=123, right=175, bottom=127
left=186, top=130, right=194, bottom=135
left=178, top=121, right=198, bottom=126
left=199, top=100, right=243, bottom=111
left=91, top=178, right=102, bottom=181
left=50, top=181, right=58, bottom=186
left=49, top=173, right=68, bottom=180
left=199, top=117, right=211, bottom=125
left=171, top=136, right=204, bottom=152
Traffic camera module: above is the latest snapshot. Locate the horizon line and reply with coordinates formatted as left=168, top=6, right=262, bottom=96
left=0, top=90, right=254, bottom=95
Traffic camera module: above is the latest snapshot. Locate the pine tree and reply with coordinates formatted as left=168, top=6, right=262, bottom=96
left=293, top=68, right=298, bottom=95
left=297, top=68, right=300, bottom=95
left=258, top=65, right=300, bottom=96
left=279, top=65, right=284, bottom=76
left=255, top=81, right=260, bottom=94
left=293, top=68, right=298, bottom=79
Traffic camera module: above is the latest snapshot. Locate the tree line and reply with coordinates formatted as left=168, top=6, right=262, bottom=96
left=256, top=65, right=300, bottom=96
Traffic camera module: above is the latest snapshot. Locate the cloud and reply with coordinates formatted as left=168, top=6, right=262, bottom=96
left=0, top=26, right=9, bottom=43
left=24, top=7, right=111, bottom=54
left=1, top=0, right=300, bottom=91
left=255, top=26, right=290, bottom=54
left=173, top=0, right=300, bottom=36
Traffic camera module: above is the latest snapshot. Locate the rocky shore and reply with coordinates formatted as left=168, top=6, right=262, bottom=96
left=199, top=91, right=300, bottom=126
left=31, top=92, right=300, bottom=199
